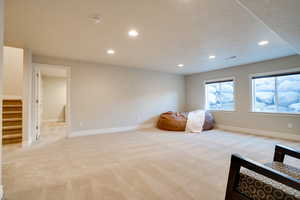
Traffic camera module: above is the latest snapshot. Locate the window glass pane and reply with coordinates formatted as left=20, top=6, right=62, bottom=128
left=254, top=77, right=276, bottom=112
left=220, top=82, right=234, bottom=110
left=206, top=83, right=221, bottom=110
left=206, top=81, right=234, bottom=110
left=277, top=74, right=300, bottom=113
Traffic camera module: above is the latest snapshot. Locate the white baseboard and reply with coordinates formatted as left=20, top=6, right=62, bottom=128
left=22, top=139, right=33, bottom=148
left=69, top=123, right=154, bottom=138
left=43, top=119, right=65, bottom=123
left=216, top=124, right=300, bottom=142
left=3, top=95, right=22, bottom=100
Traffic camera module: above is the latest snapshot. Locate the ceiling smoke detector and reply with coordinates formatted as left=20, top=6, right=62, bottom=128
left=226, top=56, right=237, bottom=60
left=90, top=15, right=102, bottom=24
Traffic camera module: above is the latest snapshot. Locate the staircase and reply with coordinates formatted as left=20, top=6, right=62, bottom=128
left=2, top=99, right=22, bottom=145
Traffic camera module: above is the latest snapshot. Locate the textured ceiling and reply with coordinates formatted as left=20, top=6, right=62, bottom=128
left=4, top=0, right=298, bottom=74
left=237, top=0, right=300, bottom=54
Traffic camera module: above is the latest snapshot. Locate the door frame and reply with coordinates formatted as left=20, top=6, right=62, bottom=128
left=32, top=63, right=71, bottom=142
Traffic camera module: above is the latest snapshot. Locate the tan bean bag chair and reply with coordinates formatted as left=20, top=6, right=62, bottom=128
left=157, top=111, right=214, bottom=131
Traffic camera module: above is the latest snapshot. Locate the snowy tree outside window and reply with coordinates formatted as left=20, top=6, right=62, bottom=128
left=205, top=80, right=235, bottom=111
left=252, top=73, right=300, bottom=113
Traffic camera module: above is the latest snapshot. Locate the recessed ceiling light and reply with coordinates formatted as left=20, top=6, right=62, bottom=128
left=107, top=49, right=115, bottom=55
left=258, top=40, right=269, bottom=46
left=177, top=64, right=184, bottom=68
left=209, top=55, right=216, bottom=59
left=128, top=29, right=139, bottom=37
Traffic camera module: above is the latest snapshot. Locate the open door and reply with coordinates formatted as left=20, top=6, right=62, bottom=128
left=33, top=67, right=42, bottom=141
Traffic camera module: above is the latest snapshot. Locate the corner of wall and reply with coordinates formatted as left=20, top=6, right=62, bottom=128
left=0, top=0, right=4, bottom=193
left=183, top=74, right=189, bottom=112
left=22, top=49, right=34, bottom=146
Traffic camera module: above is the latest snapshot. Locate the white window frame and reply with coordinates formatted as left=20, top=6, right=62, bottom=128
left=204, top=77, right=236, bottom=112
left=249, top=67, right=300, bottom=115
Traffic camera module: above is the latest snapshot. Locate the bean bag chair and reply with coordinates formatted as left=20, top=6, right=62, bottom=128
left=157, top=111, right=214, bottom=131
left=203, top=111, right=214, bottom=130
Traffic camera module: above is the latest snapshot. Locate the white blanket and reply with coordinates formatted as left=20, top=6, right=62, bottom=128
left=186, top=110, right=205, bottom=133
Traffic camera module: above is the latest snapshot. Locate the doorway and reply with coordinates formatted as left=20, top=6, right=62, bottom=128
left=32, top=64, right=71, bottom=145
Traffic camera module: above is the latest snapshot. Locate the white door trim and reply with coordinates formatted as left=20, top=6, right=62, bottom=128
left=32, top=63, right=71, bottom=142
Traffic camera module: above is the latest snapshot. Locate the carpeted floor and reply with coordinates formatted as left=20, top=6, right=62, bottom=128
left=3, top=128, right=300, bottom=200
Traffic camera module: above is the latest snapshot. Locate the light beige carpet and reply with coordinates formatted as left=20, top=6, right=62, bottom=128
left=3, top=128, right=300, bottom=200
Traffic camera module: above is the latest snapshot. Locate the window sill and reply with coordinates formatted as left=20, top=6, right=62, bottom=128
left=207, top=109, right=236, bottom=112
left=250, top=111, right=300, bottom=117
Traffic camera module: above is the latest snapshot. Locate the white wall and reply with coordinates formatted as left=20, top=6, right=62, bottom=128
left=3, top=46, right=23, bottom=98
left=0, top=0, right=4, bottom=193
left=186, top=55, right=300, bottom=136
left=33, top=56, right=186, bottom=133
left=42, top=76, right=67, bottom=122
left=22, top=49, right=33, bottom=146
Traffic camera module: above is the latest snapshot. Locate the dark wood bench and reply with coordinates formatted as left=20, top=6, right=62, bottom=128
left=225, top=144, right=300, bottom=200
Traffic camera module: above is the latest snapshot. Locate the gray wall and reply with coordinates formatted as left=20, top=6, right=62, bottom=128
left=32, top=54, right=300, bottom=137
left=42, top=76, right=67, bottom=122
left=186, top=55, right=300, bottom=135
left=33, top=56, right=186, bottom=133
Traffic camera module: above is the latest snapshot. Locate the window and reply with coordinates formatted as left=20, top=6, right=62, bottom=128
left=205, top=79, right=235, bottom=111
left=252, top=71, right=300, bottom=114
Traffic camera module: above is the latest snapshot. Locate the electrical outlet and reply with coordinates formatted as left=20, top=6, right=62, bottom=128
left=288, top=123, right=293, bottom=129
left=79, top=122, right=83, bottom=127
